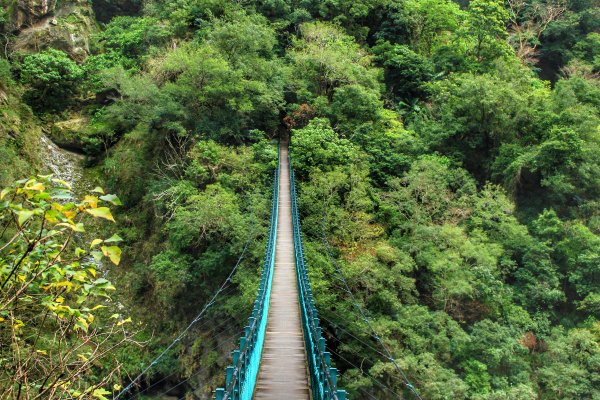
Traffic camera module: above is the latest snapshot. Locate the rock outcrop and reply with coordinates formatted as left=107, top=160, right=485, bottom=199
left=12, top=0, right=57, bottom=30
left=7, top=0, right=98, bottom=61
left=48, top=115, right=88, bottom=152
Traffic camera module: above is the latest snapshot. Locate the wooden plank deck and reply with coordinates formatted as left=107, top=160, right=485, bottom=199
left=253, top=142, right=310, bottom=399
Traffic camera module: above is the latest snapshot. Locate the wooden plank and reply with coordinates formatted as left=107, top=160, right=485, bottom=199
left=253, top=142, right=310, bottom=400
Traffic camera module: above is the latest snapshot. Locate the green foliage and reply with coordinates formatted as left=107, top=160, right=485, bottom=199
left=290, top=118, right=363, bottom=178
left=373, top=42, right=434, bottom=101
left=289, top=22, right=379, bottom=100
left=95, top=16, right=171, bottom=68
left=464, top=0, right=512, bottom=65
left=154, top=40, right=285, bottom=141
left=463, top=359, right=492, bottom=395
left=82, top=53, right=130, bottom=91
left=19, top=49, right=83, bottom=111
left=205, top=10, right=277, bottom=65
left=0, top=58, right=12, bottom=89
left=6, top=0, right=598, bottom=397
left=0, top=177, right=129, bottom=399
left=377, top=0, right=463, bottom=55
left=144, top=0, right=231, bottom=36
left=417, top=67, right=549, bottom=181
left=537, top=327, right=600, bottom=399
left=330, top=84, right=382, bottom=128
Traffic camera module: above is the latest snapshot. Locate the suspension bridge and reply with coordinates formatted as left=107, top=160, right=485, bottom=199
left=115, top=139, right=422, bottom=400
left=215, top=140, right=346, bottom=400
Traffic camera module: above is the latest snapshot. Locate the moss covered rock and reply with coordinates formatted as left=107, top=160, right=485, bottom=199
left=48, top=115, right=87, bottom=152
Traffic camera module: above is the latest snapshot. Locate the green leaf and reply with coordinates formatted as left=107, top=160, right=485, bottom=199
left=104, top=234, right=123, bottom=243
left=99, top=194, right=123, bottom=206
left=91, top=250, right=103, bottom=262
left=16, top=210, right=34, bottom=226
left=51, top=189, right=73, bottom=200
left=92, top=187, right=105, bottom=194
left=101, top=246, right=122, bottom=265
left=0, top=188, right=10, bottom=200
left=57, top=222, right=86, bottom=232
left=85, top=207, right=115, bottom=222
left=93, top=277, right=116, bottom=291
left=90, top=239, right=103, bottom=248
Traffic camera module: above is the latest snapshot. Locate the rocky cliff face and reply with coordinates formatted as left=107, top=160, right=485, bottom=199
left=5, top=0, right=98, bottom=61
left=12, top=0, right=57, bottom=30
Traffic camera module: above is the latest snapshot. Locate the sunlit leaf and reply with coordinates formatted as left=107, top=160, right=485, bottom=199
left=92, top=388, right=111, bottom=400
left=91, top=239, right=103, bottom=248
left=57, top=222, right=86, bottom=232
left=51, top=189, right=73, bottom=200
left=116, top=316, right=132, bottom=326
left=45, top=209, right=61, bottom=223
left=85, top=207, right=115, bottom=222
left=16, top=210, right=34, bottom=226
left=101, top=246, right=121, bottom=265
left=33, top=192, right=51, bottom=201
left=63, top=210, right=77, bottom=219
left=99, top=194, right=123, bottom=206
left=84, top=195, right=99, bottom=209
left=75, top=317, right=89, bottom=332
left=26, top=181, right=45, bottom=191
left=92, top=187, right=105, bottom=194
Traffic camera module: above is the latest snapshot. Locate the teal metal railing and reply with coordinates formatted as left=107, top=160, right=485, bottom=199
left=289, top=156, right=347, bottom=400
left=215, top=147, right=280, bottom=400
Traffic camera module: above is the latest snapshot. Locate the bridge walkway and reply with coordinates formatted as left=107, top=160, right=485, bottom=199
left=253, top=141, right=310, bottom=400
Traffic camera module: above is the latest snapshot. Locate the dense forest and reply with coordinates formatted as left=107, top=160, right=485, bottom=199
left=0, top=0, right=599, bottom=399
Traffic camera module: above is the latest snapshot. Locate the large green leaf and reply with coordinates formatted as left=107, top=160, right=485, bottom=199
left=101, top=246, right=122, bottom=265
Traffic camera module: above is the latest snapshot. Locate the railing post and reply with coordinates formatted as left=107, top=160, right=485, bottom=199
left=225, top=366, right=234, bottom=386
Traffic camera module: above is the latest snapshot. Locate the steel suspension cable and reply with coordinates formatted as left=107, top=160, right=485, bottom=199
left=320, top=213, right=424, bottom=400
left=326, top=347, right=403, bottom=399
left=143, top=328, right=246, bottom=400
left=134, top=312, right=240, bottom=398
left=114, top=224, right=256, bottom=400
left=318, top=313, right=394, bottom=361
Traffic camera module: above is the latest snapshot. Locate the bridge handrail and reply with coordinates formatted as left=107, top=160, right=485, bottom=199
left=289, top=156, right=346, bottom=400
left=215, top=145, right=280, bottom=400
